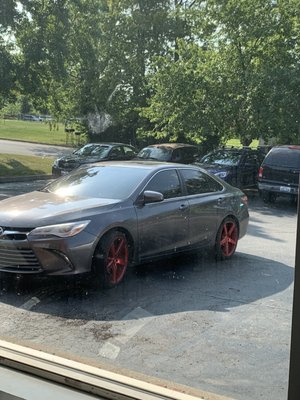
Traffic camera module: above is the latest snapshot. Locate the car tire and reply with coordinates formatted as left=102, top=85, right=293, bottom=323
left=93, top=231, right=129, bottom=289
left=262, top=191, right=276, bottom=204
left=215, top=217, right=239, bottom=261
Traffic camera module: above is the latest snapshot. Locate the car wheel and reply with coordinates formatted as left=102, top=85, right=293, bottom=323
left=262, top=191, right=276, bottom=204
left=93, top=231, right=129, bottom=288
left=215, top=217, right=239, bottom=260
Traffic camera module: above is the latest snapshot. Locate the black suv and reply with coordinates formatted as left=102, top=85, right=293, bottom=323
left=195, top=147, right=265, bottom=189
left=258, top=145, right=300, bottom=203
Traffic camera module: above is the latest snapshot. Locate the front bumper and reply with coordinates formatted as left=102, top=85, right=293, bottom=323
left=0, top=229, right=97, bottom=276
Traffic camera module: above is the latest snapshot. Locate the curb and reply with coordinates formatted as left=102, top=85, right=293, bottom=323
left=0, top=175, right=53, bottom=183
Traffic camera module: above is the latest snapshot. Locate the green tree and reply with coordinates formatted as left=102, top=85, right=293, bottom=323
left=140, top=0, right=300, bottom=146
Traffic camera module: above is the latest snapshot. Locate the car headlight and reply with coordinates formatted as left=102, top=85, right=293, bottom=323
left=52, top=159, right=60, bottom=167
left=215, top=171, right=229, bottom=179
left=28, top=220, right=90, bottom=238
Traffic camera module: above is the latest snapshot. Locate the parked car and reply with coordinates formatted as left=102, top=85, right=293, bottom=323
left=0, top=161, right=248, bottom=288
left=52, top=142, right=137, bottom=176
left=136, top=143, right=199, bottom=163
left=195, top=147, right=265, bottom=189
left=258, top=145, right=300, bottom=203
left=22, top=114, right=41, bottom=122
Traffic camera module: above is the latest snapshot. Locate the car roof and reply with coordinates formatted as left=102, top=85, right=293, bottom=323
left=144, top=143, right=198, bottom=149
left=213, top=147, right=259, bottom=152
left=88, top=160, right=202, bottom=171
left=272, top=145, right=300, bottom=151
left=82, top=142, right=135, bottom=147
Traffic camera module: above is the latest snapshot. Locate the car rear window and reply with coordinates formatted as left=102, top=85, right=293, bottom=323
left=264, top=148, right=300, bottom=168
left=137, top=147, right=172, bottom=161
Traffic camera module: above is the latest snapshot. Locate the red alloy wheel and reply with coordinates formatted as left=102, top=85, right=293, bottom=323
left=220, top=220, right=238, bottom=257
left=105, top=235, right=129, bottom=285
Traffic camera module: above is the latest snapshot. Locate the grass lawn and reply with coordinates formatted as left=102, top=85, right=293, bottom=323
left=226, top=138, right=259, bottom=148
left=0, top=154, right=53, bottom=177
left=0, top=119, right=73, bottom=146
left=0, top=118, right=260, bottom=177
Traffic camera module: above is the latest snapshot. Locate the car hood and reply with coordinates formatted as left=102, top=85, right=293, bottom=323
left=0, top=192, right=120, bottom=227
left=57, top=154, right=107, bottom=164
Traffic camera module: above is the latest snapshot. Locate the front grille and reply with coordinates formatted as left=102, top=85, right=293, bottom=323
left=0, top=248, right=41, bottom=270
left=0, top=228, right=42, bottom=272
left=0, top=247, right=41, bottom=271
left=58, top=160, right=78, bottom=169
left=0, top=227, right=33, bottom=241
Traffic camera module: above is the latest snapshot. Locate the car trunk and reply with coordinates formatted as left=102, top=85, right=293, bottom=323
left=262, top=165, right=300, bottom=185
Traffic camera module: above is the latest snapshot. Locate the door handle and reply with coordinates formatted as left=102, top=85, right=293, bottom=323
left=217, top=198, right=225, bottom=205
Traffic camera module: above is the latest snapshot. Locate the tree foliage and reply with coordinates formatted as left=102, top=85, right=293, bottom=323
left=1, top=0, right=300, bottom=146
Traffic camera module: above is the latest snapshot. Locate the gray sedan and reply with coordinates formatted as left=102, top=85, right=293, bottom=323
left=0, top=161, right=249, bottom=287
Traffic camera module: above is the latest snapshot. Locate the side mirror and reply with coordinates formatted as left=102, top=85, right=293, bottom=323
left=143, top=190, right=164, bottom=204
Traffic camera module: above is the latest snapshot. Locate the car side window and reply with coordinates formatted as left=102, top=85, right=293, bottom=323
left=181, top=148, right=197, bottom=163
left=123, top=146, right=136, bottom=156
left=171, top=149, right=182, bottom=162
left=181, top=169, right=223, bottom=195
left=145, top=170, right=182, bottom=199
left=109, top=146, right=124, bottom=159
left=244, top=154, right=257, bottom=166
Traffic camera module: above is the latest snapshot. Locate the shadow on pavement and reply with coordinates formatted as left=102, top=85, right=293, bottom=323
left=0, top=251, right=294, bottom=321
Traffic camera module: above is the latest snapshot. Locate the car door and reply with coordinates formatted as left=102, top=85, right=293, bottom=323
left=239, top=153, right=260, bottom=188
left=135, top=169, right=189, bottom=260
left=179, top=168, right=224, bottom=247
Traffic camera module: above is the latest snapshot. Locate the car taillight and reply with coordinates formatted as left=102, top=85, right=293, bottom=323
left=258, top=166, right=263, bottom=178
left=241, top=194, right=248, bottom=206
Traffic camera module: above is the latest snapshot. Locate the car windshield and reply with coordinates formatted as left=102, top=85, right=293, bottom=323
left=74, top=144, right=110, bottom=158
left=137, top=147, right=172, bottom=161
left=201, top=150, right=242, bottom=166
left=42, top=165, right=148, bottom=199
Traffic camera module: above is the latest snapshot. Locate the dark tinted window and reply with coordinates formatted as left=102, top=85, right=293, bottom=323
left=137, top=147, right=172, bottom=161
left=244, top=153, right=258, bottom=166
left=43, top=165, right=148, bottom=199
left=145, top=170, right=182, bottom=199
left=74, top=144, right=110, bottom=157
left=109, top=146, right=124, bottom=159
left=264, top=148, right=300, bottom=168
left=171, top=147, right=197, bottom=163
left=123, top=146, right=136, bottom=156
left=181, top=169, right=223, bottom=195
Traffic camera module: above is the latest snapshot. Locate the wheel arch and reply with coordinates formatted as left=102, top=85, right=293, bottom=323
left=215, top=214, right=240, bottom=260
left=93, top=226, right=135, bottom=264
left=217, top=214, right=240, bottom=240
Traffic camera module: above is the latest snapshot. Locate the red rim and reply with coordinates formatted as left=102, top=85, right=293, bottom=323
left=105, top=236, right=128, bottom=285
left=220, top=221, right=238, bottom=257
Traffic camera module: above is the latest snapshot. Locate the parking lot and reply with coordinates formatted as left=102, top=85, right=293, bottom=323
left=0, top=181, right=296, bottom=400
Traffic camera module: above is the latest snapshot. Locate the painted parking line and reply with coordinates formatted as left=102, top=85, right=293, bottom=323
left=20, top=297, right=41, bottom=311
left=98, top=342, right=121, bottom=359
left=98, top=307, right=154, bottom=360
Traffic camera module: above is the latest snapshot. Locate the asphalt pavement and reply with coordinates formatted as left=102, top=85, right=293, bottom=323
left=0, top=139, right=72, bottom=158
left=0, top=182, right=296, bottom=400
